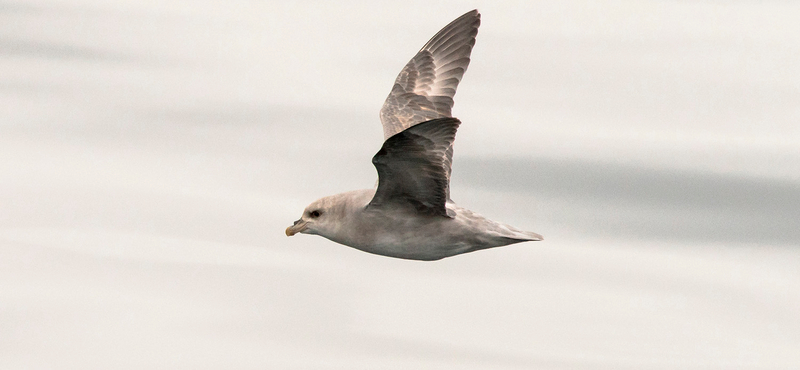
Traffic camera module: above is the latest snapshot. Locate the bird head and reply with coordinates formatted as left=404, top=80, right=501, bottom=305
left=285, top=196, right=338, bottom=237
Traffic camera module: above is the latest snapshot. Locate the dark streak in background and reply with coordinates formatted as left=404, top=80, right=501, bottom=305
left=456, top=157, right=800, bottom=245
left=0, top=39, right=132, bottom=61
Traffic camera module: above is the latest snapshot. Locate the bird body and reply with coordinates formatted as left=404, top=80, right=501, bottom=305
left=285, top=10, right=543, bottom=260
left=291, top=188, right=541, bottom=261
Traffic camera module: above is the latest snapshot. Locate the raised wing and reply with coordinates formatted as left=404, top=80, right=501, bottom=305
left=368, top=117, right=461, bottom=217
left=379, top=10, right=480, bottom=140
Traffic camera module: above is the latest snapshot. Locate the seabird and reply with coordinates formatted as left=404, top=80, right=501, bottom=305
left=286, top=9, right=542, bottom=260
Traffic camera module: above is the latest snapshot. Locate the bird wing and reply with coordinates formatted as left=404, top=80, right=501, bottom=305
left=368, top=117, right=460, bottom=218
left=378, top=9, right=479, bottom=199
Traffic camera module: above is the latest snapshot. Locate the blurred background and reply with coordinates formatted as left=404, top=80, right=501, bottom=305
left=1, top=1, right=799, bottom=368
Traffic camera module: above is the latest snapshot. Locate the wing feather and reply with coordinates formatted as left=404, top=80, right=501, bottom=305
left=368, top=117, right=461, bottom=217
left=379, top=10, right=480, bottom=139
left=377, top=10, right=480, bottom=200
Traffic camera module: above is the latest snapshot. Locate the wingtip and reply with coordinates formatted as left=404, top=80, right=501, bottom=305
left=445, top=9, right=481, bottom=32
left=461, top=9, right=481, bottom=24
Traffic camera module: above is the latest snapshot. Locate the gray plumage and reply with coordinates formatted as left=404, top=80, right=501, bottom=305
left=286, top=9, right=542, bottom=261
left=369, top=117, right=460, bottom=218
left=379, top=9, right=479, bottom=139
left=379, top=9, right=479, bottom=196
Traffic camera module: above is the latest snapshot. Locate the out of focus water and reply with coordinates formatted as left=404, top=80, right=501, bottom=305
left=2, top=1, right=799, bottom=369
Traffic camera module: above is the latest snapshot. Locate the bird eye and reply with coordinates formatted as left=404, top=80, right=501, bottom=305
left=310, top=210, right=321, bottom=218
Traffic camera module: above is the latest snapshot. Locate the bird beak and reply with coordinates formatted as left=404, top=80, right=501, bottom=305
left=285, top=218, right=308, bottom=236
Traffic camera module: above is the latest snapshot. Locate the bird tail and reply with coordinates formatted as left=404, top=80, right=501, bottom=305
left=495, top=223, right=543, bottom=242
left=519, top=230, right=543, bottom=241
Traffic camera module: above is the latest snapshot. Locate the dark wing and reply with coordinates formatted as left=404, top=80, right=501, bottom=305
left=379, top=10, right=480, bottom=140
left=368, top=117, right=460, bottom=218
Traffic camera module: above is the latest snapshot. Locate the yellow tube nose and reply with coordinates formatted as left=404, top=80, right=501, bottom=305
left=285, top=219, right=307, bottom=236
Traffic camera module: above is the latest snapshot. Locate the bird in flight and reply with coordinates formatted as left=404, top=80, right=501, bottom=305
left=286, top=9, right=542, bottom=260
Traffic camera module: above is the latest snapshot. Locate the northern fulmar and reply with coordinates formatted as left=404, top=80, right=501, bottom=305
left=285, top=9, right=543, bottom=260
